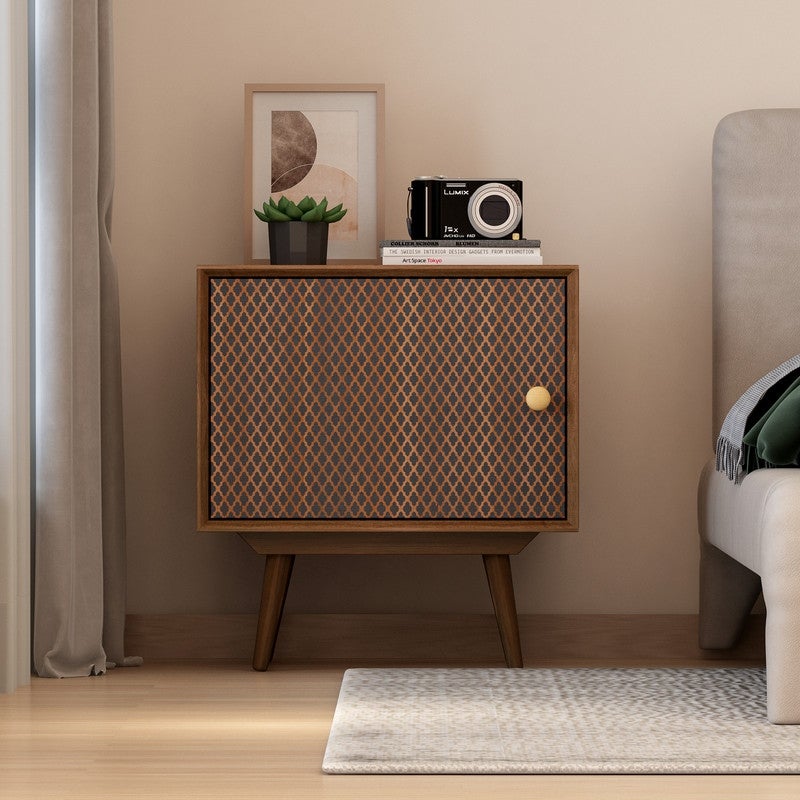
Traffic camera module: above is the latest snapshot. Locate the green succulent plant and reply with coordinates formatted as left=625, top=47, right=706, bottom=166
left=254, top=194, right=348, bottom=224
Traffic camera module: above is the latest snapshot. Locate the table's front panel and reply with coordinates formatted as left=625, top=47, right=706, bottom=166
left=206, top=275, right=568, bottom=520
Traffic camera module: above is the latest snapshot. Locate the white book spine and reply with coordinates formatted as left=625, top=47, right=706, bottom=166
left=381, top=255, right=545, bottom=265
left=381, top=247, right=542, bottom=257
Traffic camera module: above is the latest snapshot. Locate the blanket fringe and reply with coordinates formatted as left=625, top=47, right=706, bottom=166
left=715, top=437, right=742, bottom=484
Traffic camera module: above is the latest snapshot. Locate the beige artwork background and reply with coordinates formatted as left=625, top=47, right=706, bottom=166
left=248, top=87, right=379, bottom=261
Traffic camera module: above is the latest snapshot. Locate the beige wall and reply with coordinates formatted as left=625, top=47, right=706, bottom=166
left=112, top=0, right=800, bottom=616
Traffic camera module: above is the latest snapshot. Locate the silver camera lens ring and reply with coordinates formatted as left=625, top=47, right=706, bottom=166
left=466, top=182, right=522, bottom=238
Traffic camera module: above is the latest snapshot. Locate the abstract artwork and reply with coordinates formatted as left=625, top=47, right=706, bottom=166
left=270, top=109, right=358, bottom=240
left=245, top=84, right=384, bottom=263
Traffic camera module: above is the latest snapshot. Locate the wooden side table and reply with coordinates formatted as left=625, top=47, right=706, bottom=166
left=197, top=265, right=579, bottom=669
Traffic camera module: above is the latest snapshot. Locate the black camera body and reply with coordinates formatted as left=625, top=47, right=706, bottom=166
left=407, top=177, right=523, bottom=240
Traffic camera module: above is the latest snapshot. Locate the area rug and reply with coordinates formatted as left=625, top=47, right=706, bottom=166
left=322, top=667, right=800, bottom=774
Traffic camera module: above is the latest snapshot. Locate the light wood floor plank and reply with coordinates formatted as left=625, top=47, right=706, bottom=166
left=1, top=660, right=799, bottom=799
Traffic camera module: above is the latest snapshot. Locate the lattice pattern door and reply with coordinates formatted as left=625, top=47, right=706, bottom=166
left=205, top=274, right=569, bottom=521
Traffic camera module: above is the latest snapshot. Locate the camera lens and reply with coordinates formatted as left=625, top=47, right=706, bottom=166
left=467, top=182, right=522, bottom=238
left=479, top=195, right=511, bottom=225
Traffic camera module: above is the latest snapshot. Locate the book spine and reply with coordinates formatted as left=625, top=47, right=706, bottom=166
left=380, top=255, right=545, bottom=265
left=379, top=239, right=541, bottom=248
left=381, top=247, right=541, bottom=257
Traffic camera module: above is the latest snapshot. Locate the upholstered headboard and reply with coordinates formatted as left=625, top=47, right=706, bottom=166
left=712, top=109, right=800, bottom=440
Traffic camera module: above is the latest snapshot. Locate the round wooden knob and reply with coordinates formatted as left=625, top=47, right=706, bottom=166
left=525, top=386, right=551, bottom=412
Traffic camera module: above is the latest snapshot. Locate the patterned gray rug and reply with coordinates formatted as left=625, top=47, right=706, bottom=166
left=323, top=667, right=800, bottom=774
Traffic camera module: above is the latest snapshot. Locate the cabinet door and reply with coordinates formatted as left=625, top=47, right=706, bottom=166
left=200, top=268, right=576, bottom=528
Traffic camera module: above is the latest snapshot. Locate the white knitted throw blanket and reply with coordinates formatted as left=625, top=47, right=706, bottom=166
left=716, top=354, right=800, bottom=483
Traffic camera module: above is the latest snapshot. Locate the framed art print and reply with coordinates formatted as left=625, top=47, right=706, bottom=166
left=244, top=83, right=385, bottom=263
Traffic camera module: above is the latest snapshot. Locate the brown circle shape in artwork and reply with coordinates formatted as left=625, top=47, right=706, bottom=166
left=271, top=111, right=317, bottom=193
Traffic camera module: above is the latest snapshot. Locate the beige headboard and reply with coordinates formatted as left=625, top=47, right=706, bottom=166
left=712, top=109, right=800, bottom=441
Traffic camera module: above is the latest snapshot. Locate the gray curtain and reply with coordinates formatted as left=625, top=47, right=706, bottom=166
left=33, top=0, right=138, bottom=676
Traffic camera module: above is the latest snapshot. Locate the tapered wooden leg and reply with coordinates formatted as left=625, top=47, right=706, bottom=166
left=483, top=554, right=524, bottom=668
left=253, top=554, right=295, bottom=671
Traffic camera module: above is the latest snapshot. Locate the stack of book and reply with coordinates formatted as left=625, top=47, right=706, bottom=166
left=380, top=239, right=542, bottom=265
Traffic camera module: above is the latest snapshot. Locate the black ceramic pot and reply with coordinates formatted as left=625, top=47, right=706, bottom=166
left=267, top=221, right=329, bottom=265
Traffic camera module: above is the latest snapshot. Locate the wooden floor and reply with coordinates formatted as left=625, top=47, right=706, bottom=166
left=2, top=659, right=800, bottom=800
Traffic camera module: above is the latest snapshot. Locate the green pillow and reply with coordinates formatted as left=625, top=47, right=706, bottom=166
left=743, top=377, right=800, bottom=467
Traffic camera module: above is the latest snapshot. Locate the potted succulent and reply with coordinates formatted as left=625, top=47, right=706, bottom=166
left=254, top=195, right=348, bottom=264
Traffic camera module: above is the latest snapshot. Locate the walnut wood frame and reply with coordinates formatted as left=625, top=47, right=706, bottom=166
left=197, top=264, right=579, bottom=670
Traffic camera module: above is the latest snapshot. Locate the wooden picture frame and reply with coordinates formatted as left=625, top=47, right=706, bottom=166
left=244, top=83, right=385, bottom=264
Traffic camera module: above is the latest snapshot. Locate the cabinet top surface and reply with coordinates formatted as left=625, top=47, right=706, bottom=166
left=197, top=264, right=578, bottom=278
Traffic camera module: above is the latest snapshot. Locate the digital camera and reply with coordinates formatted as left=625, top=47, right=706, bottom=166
left=407, top=177, right=523, bottom=239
